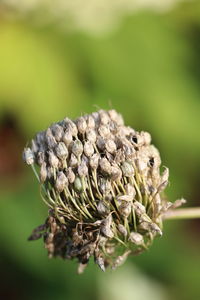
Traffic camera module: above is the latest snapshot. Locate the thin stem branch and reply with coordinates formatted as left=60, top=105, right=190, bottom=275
left=163, top=207, right=200, bottom=220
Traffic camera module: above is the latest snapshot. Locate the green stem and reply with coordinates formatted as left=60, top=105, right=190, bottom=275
left=163, top=207, right=200, bottom=220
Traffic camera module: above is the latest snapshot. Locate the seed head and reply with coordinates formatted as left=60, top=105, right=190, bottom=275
left=23, top=109, right=182, bottom=273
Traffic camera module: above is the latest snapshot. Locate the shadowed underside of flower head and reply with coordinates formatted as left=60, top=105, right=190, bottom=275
left=23, top=109, right=180, bottom=273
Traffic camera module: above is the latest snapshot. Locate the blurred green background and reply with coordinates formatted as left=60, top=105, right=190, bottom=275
left=0, top=1, right=200, bottom=299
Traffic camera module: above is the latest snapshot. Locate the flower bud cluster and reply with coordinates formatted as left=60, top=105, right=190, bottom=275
left=24, top=109, right=173, bottom=272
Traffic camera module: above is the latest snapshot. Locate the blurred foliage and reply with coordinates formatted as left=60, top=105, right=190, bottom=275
left=0, top=1, right=200, bottom=300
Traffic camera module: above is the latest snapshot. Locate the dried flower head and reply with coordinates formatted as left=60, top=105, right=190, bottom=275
left=23, top=109, right=178, bottom=273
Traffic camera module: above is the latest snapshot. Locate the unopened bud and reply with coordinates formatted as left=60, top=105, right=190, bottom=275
left=90, top=153, right=100, bottom=169
left=66, top=167, right=75, bottom=183
left=86, top=129, right=97, bottom=143
left=98, top=125, right=110, bottom=138
left=125, top=184, right=136, bottom=198
left=105, top=139, right=116, bottom=154
left=84, top=141, right=94, bottom=157
left=95, top=253, right=105, bottom=272
left=72, top=140, right=83, bottom=157
left=63, top=118, right=78, bottom=137
left=99, top=178, right=111, bottom=195
left=46, top=128, right=57, bottom=148
left=110, top=165, right=122, bottom=181
left=118, top=224, right=127, bottom=237
left=62, top=129, right=73, bottom=146
left=37, top=151, right=45, bottom=166
left=51, top=124, right=63, bottom=142
left=141, top=131, right=151, bottom=145
left=87, top=115, right=95, bottom=129
left=55, top=142, right=68, bottom=160
left=48, top=150, right=59, bottom=168
left=108, top=109, right=119, bottom=122
left=69, top=153, right=78, bottom=167
left=97, top=201, right=109, bottom=215
left=23, top=147, right=34, bottom=165
left=133, top=201, right=146, bottom=216
left=119, top=201, right=132, bottom=218
left=31, top=139, right=38, bottom=153
left=99, top=158, right=111, bottom=175
left=76, top=117, right=87, bottom=134
left=121, top=161, right=134, bottom=177
left=74, top=176, right=83, bottom=193
left=40, top=162, right=47, bottom=183
left=129, top=232, right=144, bottom=245
left=78, top=161, right=88, bottom=177
left=55, top=172, right=68, bottom=192
left=101, top=215, right=114, bottom=238
left=99, top=110, right=110, bottom=125
left=96, top=137, right=105, bottom=150
left=150, top=223, right=162, bottom=236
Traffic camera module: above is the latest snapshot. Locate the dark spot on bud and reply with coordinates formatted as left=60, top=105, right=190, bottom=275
left=149, top=157, right=154, bottom=167
left=131, top=136, right=137, bottom=144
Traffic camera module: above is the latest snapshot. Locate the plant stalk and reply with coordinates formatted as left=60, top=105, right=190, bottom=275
left=163, top=207, right=200, bottom=220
